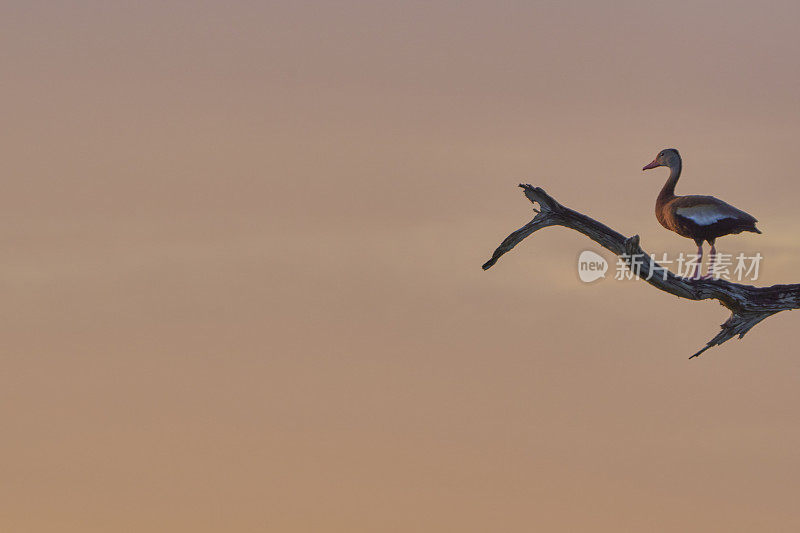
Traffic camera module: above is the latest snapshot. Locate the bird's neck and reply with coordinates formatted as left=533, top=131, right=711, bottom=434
left=657, top=161, right=682, bottom=206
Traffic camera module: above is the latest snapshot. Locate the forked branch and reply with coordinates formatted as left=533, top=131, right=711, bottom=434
left=483, top=184, right=799, bottom=358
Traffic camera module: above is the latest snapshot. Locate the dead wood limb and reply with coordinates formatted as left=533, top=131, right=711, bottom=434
left=482, top=184, right=799, bottom=358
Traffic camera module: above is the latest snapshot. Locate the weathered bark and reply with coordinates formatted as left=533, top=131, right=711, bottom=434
left=483, top=184, right=799, bottom=358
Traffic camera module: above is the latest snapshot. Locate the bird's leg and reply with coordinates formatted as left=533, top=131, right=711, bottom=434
left=701, top=244, right=717, bottom=280
left=691, top=244, right=703, bottom=280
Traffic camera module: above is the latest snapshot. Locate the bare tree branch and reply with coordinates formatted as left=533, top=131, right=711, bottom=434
left=483, top=184, right=799, bottom=358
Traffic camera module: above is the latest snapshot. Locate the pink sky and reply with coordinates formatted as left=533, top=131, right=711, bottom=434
left=2, top=1, right=800, bottom=531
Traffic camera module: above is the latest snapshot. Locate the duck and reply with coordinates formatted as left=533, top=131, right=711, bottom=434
left=642, top=148, right=760, bottom=280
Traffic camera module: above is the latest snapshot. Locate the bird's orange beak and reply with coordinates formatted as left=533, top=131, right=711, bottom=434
left=642, top=159, right=659, bottom=171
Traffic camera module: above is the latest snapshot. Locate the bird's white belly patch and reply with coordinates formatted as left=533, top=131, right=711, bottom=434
left=675, top=206, right=728, bottom=226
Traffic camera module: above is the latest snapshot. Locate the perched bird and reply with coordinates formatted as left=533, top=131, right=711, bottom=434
left=642, top=148, right=760, bottom=280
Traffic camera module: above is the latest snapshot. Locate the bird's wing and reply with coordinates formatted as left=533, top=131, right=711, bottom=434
left=674, top=196, right=757, bottom=227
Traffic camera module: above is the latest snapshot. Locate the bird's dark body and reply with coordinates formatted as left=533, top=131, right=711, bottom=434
left=656, top=194, right=761, bottom=246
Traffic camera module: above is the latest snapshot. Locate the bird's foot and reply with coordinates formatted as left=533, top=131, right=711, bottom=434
left=699, top=268, right=719, bottom=280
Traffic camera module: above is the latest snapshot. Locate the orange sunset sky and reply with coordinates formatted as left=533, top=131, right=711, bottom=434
left=3, top=1, right=800, bottom=531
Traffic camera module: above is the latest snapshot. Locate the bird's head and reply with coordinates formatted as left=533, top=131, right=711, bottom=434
left=643, top=148, right=680, bottom=171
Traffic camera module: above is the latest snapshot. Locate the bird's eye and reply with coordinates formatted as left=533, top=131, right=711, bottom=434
left=659, top=152, right=664, bottom=157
